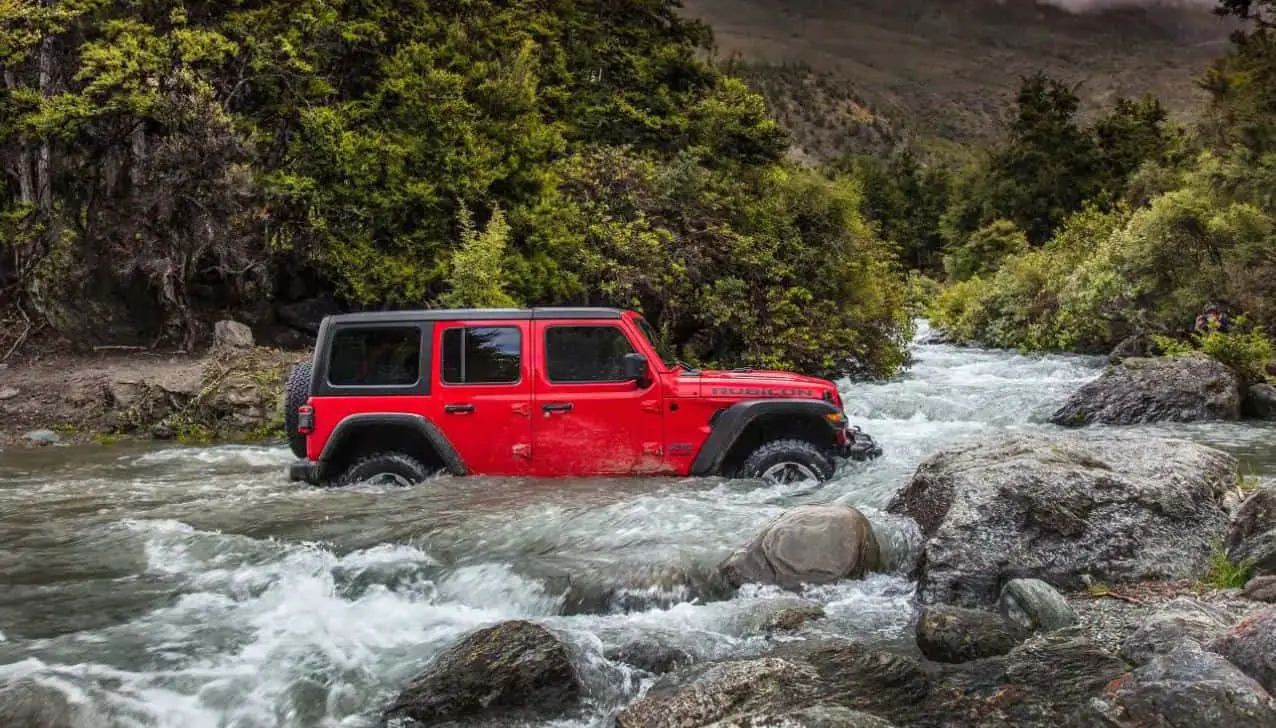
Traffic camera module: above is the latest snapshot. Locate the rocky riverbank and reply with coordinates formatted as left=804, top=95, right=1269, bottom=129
left=0, top=321, right=306, bottom=449
left=365, top=431, right=1276, bottom=728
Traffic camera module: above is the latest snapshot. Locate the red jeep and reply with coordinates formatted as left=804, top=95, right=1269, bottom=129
left=283, top=307, right=881, bottom=487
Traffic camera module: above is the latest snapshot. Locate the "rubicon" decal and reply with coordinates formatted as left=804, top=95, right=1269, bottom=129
left=709, top=387, right=818, bottom=398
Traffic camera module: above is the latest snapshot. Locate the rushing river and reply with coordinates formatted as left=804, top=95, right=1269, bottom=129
left=2, top=321, right=1274, bottom=728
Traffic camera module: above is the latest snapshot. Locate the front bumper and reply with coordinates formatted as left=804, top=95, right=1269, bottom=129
left=288, top=460, right=320, bottom=485
left=837, top=425, right=883, bottom=462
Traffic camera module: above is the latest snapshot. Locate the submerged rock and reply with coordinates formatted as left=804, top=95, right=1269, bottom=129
left=886, top=432, right=1234, bottom=606
left=1076, top=642, right=1276, bottom=727
left=1229, top=483, right=1276, bottom=576
left=1049, top=354, right=1242, bottom=426
left=1207, top=608, right=1276, bottom=696
left=1119, top=596, right=1230, bottom=666
left=765, top=604, right=827, bottom=633
left=382, top=620, right=581, bottom=725
left=607, top=639, right=694, bottom=675
left=22, top=429, right=60, bottom=445
left=616, top=658, right=822, bottom=728
left=915, top=604, right=1027, bottom=663
left=1245, top=383, right=1276, bottom=420
left=0, top=679, right=84, bottom=728
left=997, top=578, right=1078, bottom=632
left=719, top=504, right=881, bottom=590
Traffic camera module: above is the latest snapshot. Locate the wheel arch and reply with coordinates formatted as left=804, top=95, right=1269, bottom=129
left=317, top=413, right=467, bottom=481
left=689, top=399, right=842, bottom=477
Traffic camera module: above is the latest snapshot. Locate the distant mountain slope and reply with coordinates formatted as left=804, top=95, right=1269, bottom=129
left=684, top=0, right=1238, bottom=147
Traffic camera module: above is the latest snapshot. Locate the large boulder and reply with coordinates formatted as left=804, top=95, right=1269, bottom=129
left=1119, top=596, right=1231, bottom=666
left=997, top=578, right=1078, bottom=632
left=1049, top=355, right=1242, bottom=426
left=382, top=620, right=581, bottom=725
left=212, top=319, right=255, bottom=349
left=915, top=604, right=1027, bottom=663
left=886, top=432, right=1235, bottom=606
left=615, top=658, right=822, bottom=728
left=719, top=505, right=881, bottom=590
left=0, top=680, right=84, bottom=728
left=1075, top=642, right=1276, bottom=727
left=1229, top=483, right=1276, bottom=576
left=607, top=638, right=694, bottom=676
left=1207, top=608, right=1276, bottom=696
left=1245, top=383, right=1276, bottom=420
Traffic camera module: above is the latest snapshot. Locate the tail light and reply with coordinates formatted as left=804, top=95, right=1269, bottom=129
left=297, top=405, right=314, bottom=435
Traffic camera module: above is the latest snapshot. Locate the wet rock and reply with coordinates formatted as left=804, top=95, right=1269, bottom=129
left=1245, top=576, right=1276, bottom=603
left=1049, top=354, right=1242, bottom=426
left=997, top=578, right=1078, bottom=632
left=1207, top=607, right=1276, bottom=695
left=382, top=620, right=581, bottom=725
left=0, top=679, right=84, bottom=728
left=886, top=432, right=1234, bottom=606
left=703, top=705, right=897, bottom=728
left=23, top=429, right=60, bottom=445
left=1229, top=483, right=1276, bottom=576
left=996, top=630, right=1130, bottom=725
left=0, top=386, right=18, bottom=400
left=918, top=330, right=950, bottom=346
left=915, top=604, right=1027, bottom=663
left=607, top=639, right=694, bottom=675
left=765, top=604, right=827, bottom=633
left=615, top=658, right=822, bottom=728
left=719, top=504, right=881, bottom=590
left=1120, top=596, right=1230, bottom=666
left=1075, top=641, right=1276, bottom=728
left=1245, top=383, right=1276, bottom=420
left=213, top=319, right=255, bottom=349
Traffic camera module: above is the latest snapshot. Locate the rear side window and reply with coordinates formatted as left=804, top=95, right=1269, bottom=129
left=441, top=327, right=522, bottom=384
left=327, top=327, right=421, bottom=386
left=545, top=325, right=635, bottom=382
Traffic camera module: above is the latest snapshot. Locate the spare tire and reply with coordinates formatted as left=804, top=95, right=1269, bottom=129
left=283, top=360, right=313, bottom=458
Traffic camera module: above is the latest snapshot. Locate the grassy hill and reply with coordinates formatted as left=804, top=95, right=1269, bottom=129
left=684, top=0, right=1239, bottom=154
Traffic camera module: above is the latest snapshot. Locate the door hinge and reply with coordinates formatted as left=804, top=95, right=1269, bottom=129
left=641, top=399, right=661, bottom=413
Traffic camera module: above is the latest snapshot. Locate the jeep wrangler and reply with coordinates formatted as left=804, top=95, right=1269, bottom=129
left=284, top=307, right=882, bottom=487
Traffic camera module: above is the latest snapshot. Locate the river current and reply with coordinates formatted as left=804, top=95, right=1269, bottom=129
left=1, top=321, right=1273, bottom=728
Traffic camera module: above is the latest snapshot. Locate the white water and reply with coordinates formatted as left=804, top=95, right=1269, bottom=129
left=1, top=321, right=1272, bottom=728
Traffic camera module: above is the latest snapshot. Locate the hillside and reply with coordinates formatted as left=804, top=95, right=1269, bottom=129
left=683, top=0, right=1239, bottom=149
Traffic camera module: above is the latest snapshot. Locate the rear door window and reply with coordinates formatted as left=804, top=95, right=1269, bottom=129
left=441, top=327, right=522, bottom=384
left=327, top=327, right=422, bottom=386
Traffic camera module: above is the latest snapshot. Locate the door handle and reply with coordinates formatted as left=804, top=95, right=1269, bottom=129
left=444, top=404, right=475, bottom=414
left=542, top=403, right=573, bottom=414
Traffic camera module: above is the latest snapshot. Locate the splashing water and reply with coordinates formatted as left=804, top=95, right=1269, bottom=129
left=1, top=321, right=1273, bottom=727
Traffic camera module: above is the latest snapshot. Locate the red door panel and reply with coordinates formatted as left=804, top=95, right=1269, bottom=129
left=433, top=321, right=533, bottom=476
left=530, top=321, right=666, bottom=477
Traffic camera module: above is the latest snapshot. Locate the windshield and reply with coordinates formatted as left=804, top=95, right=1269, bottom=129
left=634, top=316, right=678, bottom=370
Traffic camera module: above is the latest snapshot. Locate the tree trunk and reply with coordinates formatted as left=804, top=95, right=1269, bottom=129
left=3, top=70, right=36, bottom=206
left=36, top=0, right=55, bottom=213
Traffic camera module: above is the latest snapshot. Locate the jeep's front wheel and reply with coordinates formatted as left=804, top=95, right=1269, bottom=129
left=335, top=453, right=433, bottom=488
left=737, top=439, right=836, bottom=485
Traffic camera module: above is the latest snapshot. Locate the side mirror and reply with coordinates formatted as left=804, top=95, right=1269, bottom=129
left=621, top=353, right=650, bottom=386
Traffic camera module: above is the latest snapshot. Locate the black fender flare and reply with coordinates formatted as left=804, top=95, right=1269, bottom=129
left=689, top=399, right=842, bottom=477
left=318, top=413, right=467, bottom=478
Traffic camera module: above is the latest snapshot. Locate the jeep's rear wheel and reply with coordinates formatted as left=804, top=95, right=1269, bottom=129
left=283, top=361, right=313, bottom=458
left=737, top=439, right=836, bottom=485
left=335, top=453, right=433, bottom=488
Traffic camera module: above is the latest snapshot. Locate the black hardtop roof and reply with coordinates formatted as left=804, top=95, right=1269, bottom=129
left=323, top=306, right=627, bottom=325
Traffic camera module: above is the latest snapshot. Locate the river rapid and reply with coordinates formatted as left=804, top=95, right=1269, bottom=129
left=2, top=321, right=1274, bottom=728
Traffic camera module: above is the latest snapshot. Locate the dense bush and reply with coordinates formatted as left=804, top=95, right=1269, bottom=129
left=0, top=0, right=912, bottom=377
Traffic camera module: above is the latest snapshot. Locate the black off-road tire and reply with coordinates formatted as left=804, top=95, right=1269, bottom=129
left=335, top=452, right=434, bottom=488
left=737, top=439, right=837, bottom=484
left=283, top=361, right=313, bottom=458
